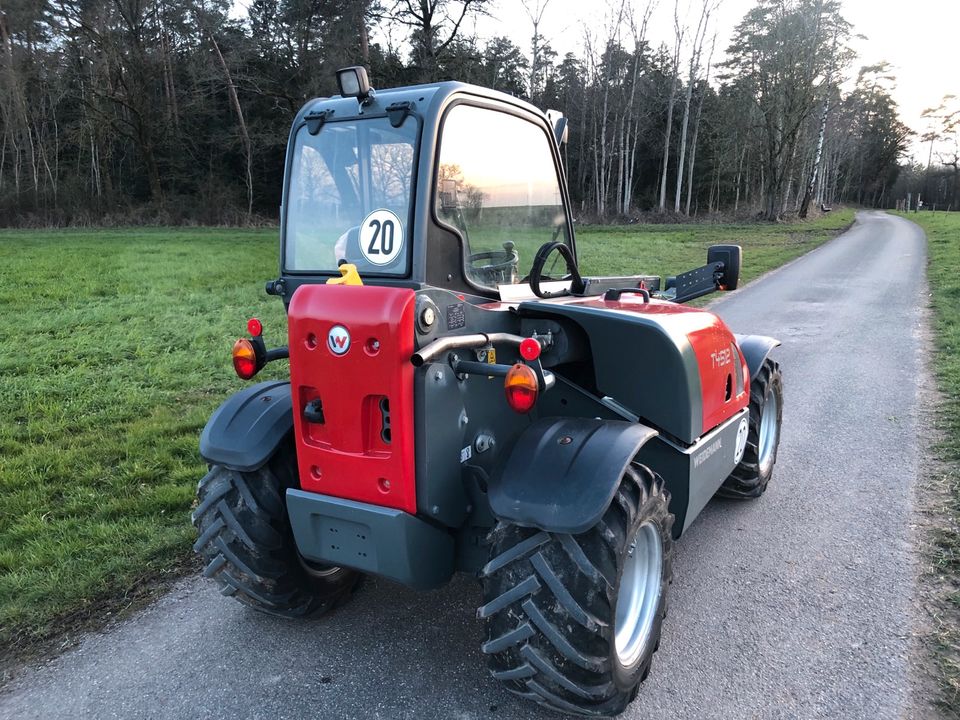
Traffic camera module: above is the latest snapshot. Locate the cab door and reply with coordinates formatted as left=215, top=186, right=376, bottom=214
left=427, top=101, right=575, bottom=296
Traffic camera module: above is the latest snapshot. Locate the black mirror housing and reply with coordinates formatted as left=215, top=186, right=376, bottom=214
left=707, top=244, right=742, bottom=291
left=336, top=66, right=372, bottom=100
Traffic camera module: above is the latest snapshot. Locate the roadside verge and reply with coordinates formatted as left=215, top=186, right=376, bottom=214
left=894, top=210, right=960, bottom=717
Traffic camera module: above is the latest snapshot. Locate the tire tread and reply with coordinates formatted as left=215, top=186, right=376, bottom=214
left=718, top=359, right=783, bottom=499
left=481, top=463, right=674, bottom=716
left=192, top=443, right=360, bottom=619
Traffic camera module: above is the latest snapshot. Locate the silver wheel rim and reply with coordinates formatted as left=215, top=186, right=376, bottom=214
left=614, top=522, right=663, bottom=667
left=298, top=555, right=342, bottom=579
left=758, top=386, right=779, bottom=474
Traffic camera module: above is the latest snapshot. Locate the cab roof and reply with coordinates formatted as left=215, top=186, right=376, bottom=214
left=292, top=81, right=549, bottom=128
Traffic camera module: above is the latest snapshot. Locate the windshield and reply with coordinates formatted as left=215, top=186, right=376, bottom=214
left=284, top=116, right=417, bottom=274
left=435, top=104, right=571, bottom=291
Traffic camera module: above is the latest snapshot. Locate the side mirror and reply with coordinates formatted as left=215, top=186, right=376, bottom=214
left=546, top=110, right=568, bottom=146
left=707, top=244, right=742, bottom=291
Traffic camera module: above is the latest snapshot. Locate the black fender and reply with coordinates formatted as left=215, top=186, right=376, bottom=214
left=735, top=334, right=781, bottom=381
left=199, top=381, right=294, bottom=472
left=488, top=417, right=658, bottom=534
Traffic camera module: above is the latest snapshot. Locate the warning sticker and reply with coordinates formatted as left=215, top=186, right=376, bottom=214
left=446, top=302, right=466, bottom=330
left=359, top=208, right=404, bottom=266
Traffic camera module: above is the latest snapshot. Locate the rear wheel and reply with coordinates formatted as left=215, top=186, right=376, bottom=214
left=192, top=440, right=361, bottom=617
left=718, top=358, right=783, bottom=499
left=479, top=464, right=673, bottom=717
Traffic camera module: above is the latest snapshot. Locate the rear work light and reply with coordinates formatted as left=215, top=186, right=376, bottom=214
left=504, top=363, right=539, bottom=414
left=232, top=338, right=258, bottom=380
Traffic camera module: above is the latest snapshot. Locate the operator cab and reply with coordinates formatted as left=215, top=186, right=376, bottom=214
left=272, top=67, right=738, bottom=306
left=272, top=69, right=577, bottom=303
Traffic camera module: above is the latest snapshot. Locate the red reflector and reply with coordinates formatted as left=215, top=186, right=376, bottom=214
left=504, top=363, right=538, bottom=413
left=519, top=337, right=541, bottom=361
left=247, top=317, right=263, bottom=337
left=232, top=338, right=258, bottom=380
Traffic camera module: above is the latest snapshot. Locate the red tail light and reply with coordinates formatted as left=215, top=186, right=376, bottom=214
left=504, top=363, right=538, bottom=413
left=232, top=338, right=258, bottom=379
left=519, top=337, right=541, bottom=361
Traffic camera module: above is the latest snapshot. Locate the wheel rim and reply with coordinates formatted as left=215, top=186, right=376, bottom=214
left=297, top=555, right=342, bottom=579
left=614, top=522, right=663, bottom=667
left=758, top=385, right=780, bottom=474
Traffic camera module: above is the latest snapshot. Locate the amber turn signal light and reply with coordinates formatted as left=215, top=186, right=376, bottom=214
left=232, top=338, right=258, bottom=380
left=504, top=363, right=538, bottom=413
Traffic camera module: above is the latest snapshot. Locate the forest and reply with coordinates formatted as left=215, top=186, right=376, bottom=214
left=0, top=0, right=954, bottom=226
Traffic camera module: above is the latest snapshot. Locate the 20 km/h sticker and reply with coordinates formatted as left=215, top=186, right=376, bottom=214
left=359, top=208, right=404, bottom=266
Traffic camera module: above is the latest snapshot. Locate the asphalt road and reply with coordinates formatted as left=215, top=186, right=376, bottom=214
left=0, top=211, right=931, bottom=720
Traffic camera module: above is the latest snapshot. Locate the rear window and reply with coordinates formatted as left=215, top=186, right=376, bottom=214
left=284, top=116, right=417, bottom=274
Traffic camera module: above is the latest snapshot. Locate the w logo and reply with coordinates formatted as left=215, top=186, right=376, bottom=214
left=327, top=325, right=351, bottom=356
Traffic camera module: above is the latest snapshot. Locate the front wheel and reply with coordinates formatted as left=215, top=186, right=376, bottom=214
left=479, top=463, right=674, bottom=717
left=192, top=440, right=361, bottom=618
left=718, top=358, right=783, bottom=499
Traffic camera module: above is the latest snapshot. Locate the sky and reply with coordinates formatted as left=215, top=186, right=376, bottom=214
left=232, top=0, right=959, bottom=162
left=465, top=0, right=959, bottom=162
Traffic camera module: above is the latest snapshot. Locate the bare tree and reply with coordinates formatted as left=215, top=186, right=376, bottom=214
left=798, top=90, right=830, bottom=218
left=206, top=29, right=253, bottom=219
left=674, top=0, right=713, bottom=212
left=521, top=0, right=552, bottom=103
left=658, top=0, right=684, bottom=211
left=0, top=0, right=915, bottom=224
left=393, top=0, right=492, bottom=80
left=620, top=0, right=654, bottom=215
left=684, top=32, right=715, bottom=215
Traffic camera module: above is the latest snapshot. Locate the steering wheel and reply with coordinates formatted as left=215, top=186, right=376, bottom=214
left=469, top=241, right=520, bottom=285
left=528, top=241, right=585, bottom=298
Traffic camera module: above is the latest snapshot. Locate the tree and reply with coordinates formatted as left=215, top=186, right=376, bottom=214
left=520, top=0, right=551, bottom=104
left=481, top=36, right=528, bottom=96
left=0, top=0, right=919, bottom=225
left=684, top=33, right=715, bottom=216
left=833, top=65, right=910, bottom=208
left=658, top=0, right=684, bottom=212
left=392, top=0, right=491, bottom=81
left=922, top=94, right=959, bottom=208
left=674, top=0, right=713, bottom=213
left=722, top=0, right=851, bottom=220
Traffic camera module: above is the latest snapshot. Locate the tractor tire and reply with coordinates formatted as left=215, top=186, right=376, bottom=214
left=718, top=358, right=783, bottom=499
left=479, top=463, right=674, bottom=717
left=192, top=440, right=361, bottom=618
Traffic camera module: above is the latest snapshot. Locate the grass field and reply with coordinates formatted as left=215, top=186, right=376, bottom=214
left=0, top=209, right=854, bottom=659
left=894, top=211, right=960, bottom=714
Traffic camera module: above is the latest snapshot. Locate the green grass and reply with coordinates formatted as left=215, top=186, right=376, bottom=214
left=576, top=210, right=855, bottom=281
left=893, top=210, right=960, bottom=715
left=0, top=210, right=854, bottom=659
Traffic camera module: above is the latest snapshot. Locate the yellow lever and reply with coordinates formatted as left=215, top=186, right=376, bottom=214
left=326, top=263, right=363, bottom=286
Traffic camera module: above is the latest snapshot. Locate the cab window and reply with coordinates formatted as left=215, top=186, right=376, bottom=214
left=434, top=105, right=570, bottom=291
left=285, top=116, right=416, bottom=274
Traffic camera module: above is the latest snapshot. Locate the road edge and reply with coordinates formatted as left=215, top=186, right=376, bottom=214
left=706, top=212, right=861, bottom=310
left=893, top=211, right=960, bottom=719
